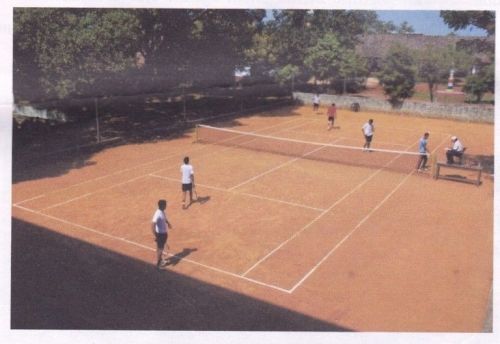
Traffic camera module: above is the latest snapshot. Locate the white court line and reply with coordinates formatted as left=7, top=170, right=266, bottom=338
left=40, top=175, right=149, bottom=212
left=120, top=117, right=308, bottom=179
left=13, top=204, right=291, bottom=294
left=38, top=118, right=310, bottom=212
left=241, top=138, right=423, bottom=277
left=238, top=192, right=324, bottom=212
left=149, top=174, right=227, bottom=192
left=15, top=116, right=306, bottom=206
left=14, top=150, right=189, bottom=206
left=287, top=134, right=452, bottom=292
left=35, top=118, right=306, bottom=211
left=228, top=137, right=345, bottom=191
left=288, top=170, right=416, bottom=293
left=149, top=174, right=325, bottom=212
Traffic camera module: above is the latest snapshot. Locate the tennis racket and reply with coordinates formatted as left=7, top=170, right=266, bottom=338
left=193, top=184, right=198, bottom=200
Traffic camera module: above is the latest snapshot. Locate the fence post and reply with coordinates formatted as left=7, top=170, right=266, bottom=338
left=95, top=98, right=101, bottom=143
left=182, top=86, right=187, bottom=122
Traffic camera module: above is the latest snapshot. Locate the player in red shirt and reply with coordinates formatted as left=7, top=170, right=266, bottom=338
left=327, top=103, right=336, bottom=130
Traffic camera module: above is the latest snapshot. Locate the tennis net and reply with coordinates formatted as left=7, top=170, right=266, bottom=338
left=196, top=124, right=427, bottom=174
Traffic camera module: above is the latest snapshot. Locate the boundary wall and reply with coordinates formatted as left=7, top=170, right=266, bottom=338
left=294, top=92, right=494, bottom=123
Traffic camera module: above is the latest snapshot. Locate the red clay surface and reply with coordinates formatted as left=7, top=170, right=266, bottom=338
left=11, top=105, right=493, bottom=332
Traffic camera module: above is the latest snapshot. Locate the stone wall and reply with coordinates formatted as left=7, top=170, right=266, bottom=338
left=293, top=92, right=494, bottom=123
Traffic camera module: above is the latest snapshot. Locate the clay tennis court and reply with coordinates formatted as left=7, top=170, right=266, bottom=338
left=11, top=105, right=493, bottom=331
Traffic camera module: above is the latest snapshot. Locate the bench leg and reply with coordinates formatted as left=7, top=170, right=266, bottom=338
left=434, top=164, right=440, bottom=179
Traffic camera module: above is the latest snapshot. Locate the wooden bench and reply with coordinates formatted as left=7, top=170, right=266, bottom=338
left=434, top=161, right=483, bottom=185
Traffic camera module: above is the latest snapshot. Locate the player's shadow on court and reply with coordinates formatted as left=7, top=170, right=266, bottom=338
left=165, top=248, right=198, bottom=266
left=196, top=195, right=211, bottom=204
left=184, top=195, right=211, bottom=209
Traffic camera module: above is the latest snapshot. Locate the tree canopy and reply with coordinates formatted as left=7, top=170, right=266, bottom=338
left=378, top=43, right=417, bottom=106
left=14, top=8, right=142, bottom=99
left=14, top=8, right=265, bottom=101
left=440, top=11, right=495, bottom=36
left=14, top=8, right=492, bottom=106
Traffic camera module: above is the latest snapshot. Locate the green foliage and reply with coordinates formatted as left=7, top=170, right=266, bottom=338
left=483, top=63, right=495, bottom=93
left=397, top=21, right=415, bottom=34
left=463, top=65, right=494, bottom=102
left=304, top=33, right=343, bottom=82
left=14, top=8, right=141, bottom=99
left=308, top=10, right=380, bottom=48
left=14, top=8, right=265, bottom=101
left=274, top=64, right=300, bottom=88
left=267, top=10, right=378, bottom=84
left=416, top=45, right=458, bottom=102
left=440, top=11, right=495, bottom=35
left=304, top=33, right=367, bottom=93
left=366, top=19, right=414, bottom=34
left=378, top=43, right=417, bottom=105
left=267, top=10, right=313, bottom=75
left=243, top=26, right=276, bottom=82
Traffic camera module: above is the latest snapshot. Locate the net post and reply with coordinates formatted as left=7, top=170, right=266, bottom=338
left=195, top=124, right=199, bottom=143
left=430, top=152, right=437, bottom=177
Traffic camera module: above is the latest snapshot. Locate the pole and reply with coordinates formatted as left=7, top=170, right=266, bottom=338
left=95, top=98, right=100, bottom=143
left=182, top=86, right=186, bottom=122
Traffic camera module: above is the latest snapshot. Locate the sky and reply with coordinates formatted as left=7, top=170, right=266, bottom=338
left=376, top=10, right=488, bottom=36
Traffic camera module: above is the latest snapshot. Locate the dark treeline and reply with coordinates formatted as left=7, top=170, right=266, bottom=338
left=13, top=9, right=495, bottom=105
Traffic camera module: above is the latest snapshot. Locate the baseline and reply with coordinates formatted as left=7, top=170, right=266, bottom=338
left=13, top=203, right=292, bottom=294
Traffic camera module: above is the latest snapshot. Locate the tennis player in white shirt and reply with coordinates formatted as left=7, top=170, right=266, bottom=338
left=180, top=156, right=195, bottom=208
left=151, top=199, right=172, bottom=269
left=362, top=119, right=375, bottom=151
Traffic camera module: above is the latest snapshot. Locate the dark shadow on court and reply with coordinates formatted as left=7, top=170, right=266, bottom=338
left=164, top=248, right=198, bottom=267
left=11, top=217, right=351, bottom=331
left=13, top=93, right=300, bottom=184
left=467, top=154, right=494, bottom=174
left=195, top=195, right=211, bottom=205
left=183, top=195, right=211, bottom=209
left=440, top=174, right=482, bottom=185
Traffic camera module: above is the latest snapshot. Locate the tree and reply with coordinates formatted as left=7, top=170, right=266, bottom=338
left=185, top=9, right=266, bottom=87
left=417, top=45, right=451, bottom=102
left=274, top=64, right=301, bottom=91
left=463, top=75, right=489, bottom=103
left=304, top=33, right=344, bottom=85
left=462, top=64, right=494, bottom=103
left=304, top=33, right=367, bottom=93
left=133, top=9, right=265, bottom=89
left=440, top=11, right=495, bottom=35
left=397, top=21, right=415, bottom=34
left=267, top=9, right=314, bottom=84
left=378, top=43, right=417, bottom=106
left=243, top=31, right=276, bottom=83
left=369, top=20, right=397, bottom=34
left=336, top=49, right=368, bottom=93
left=14, top=8, right=266, bottom=101
left=308, top=10, right=381, bottom=48
left=14, top=8, right=142, bottom=100
left=267, top=10, right=379, bottom=86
